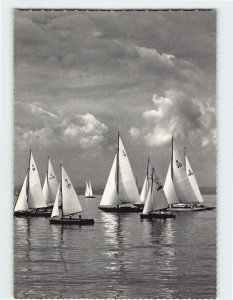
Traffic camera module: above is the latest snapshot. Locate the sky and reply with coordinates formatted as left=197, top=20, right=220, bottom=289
left=14, top=9, right=216, bottom=189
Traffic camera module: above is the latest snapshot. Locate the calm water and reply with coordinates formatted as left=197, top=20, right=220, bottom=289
left=14, top=195, right=216, bottom=299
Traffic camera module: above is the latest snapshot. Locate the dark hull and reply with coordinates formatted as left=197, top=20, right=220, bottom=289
left=166, top=206, right=216, bottom=212
left=14, top=210, right=51, bottom=217
left=49, top=218, right=94, bottom=225
left=133, top=203, right=144, bottom=209
left=140, top=212, right=176, bottom=219
left=98, top=206, right=142, bottom=213
left=85, top=196, right=96, bottom=198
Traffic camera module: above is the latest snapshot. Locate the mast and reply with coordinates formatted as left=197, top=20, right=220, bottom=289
left=146, top=156, right=150, bottom=179
left=184, top=147, right=186, bottom=172
left=60, top=161, right=63, bottom=218
left=151, top=166, right=154, bottom=192
left=171, top=136, right=174, bottom=181
left=47, top=156, right=49, bottom=185
left=27, top=149, right=31, bottom=203
left=116, top=131, right=120, bottom=194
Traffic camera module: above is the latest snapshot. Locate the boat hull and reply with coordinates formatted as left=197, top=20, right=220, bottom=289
left=166, top=206, right=216, bottom=212
left=14, top=210, right=51, bottom=217
left=140, top=212, right=176, bottom=219
left=98, top=206, right=142, bottom=213
left=49, top=218, right=94, bottom=225
left=133, top=203, right=144, bottom=209
left=85, top=196, right=96, bottom=198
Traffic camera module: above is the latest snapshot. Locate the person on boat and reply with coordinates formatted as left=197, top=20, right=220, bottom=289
left=79, top=215, right=82, bottom=219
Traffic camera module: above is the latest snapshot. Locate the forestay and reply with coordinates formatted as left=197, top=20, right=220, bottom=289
left=28, top=152, right=47, bottom=209
left=14, top=172, right=29, bottom=212
left=61, top=165, right=83, bottom=216
left=99, top=155, right=121, bottom=207
left=185, top=155, right=204, bottom=203
left=118, top=137, right=140, bottom=204
left=172, top=142, right=198, bottom=203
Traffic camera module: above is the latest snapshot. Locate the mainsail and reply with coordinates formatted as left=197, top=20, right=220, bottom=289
left=61, top=164, right=83, bottom=216
left=185, top=154, right=204, bottom=203
left=99, top=155, right=121, bottom=207
left=143, top=167, right=168, bottom=214
left=172, top=140, right=198, bottom=203
left=140, top=157, right=150, bottom=204
left=100, top=133, right=140, bottom=207
left=43, top=157, right=58, bottom=206
left=14, top=171, right=29, bottom=212
left=118, top=136, right=140, bottom=204
left=51, top=183, right=61, bottom=218
left=28, top=151, right=47, bottom=209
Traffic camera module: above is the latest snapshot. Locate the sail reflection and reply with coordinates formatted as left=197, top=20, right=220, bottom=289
left=100, top=212, right=125, bottom=298
left=141, top=218, right=177, bottom=298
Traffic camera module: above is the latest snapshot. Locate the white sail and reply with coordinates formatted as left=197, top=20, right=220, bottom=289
left=89, top=180, right=93, bottom=196
left=85, top=181, right=90, bottom=197
left=152, top=169, right=168, bottom=211
left=51, top=184, right=61, bottom=218
left=118, top=137, right=140, bottom=204
left=140, top=176, right=149, bottom=204
left=172, top=141, right=198, bottom=203
left=43, top=158, right=58, bottom=206
left=61, top=165, right=82, bottom=216
left=99, top=155, right=121, bottom=207
left=14, top=172, right=29, bottom=212
left=164, top=162, right=179, bottom=204
left=142, top=188, right=153, bottom=214
left=28, top=151, right=47, bottom=209
left=185, top=155, right=204, bottom=203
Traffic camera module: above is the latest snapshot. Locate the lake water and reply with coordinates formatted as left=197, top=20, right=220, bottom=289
left=14, top=195, right=216, bottom=299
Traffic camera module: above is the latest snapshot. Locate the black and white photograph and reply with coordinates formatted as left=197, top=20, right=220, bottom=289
left=13, top=9, right=216, bottom=299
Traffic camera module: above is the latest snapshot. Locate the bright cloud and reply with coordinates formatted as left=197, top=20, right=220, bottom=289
left=129, top=89, right=216, bottom=147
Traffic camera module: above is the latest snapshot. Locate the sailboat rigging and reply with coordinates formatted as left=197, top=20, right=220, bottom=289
left=85, top=180, right=95, bottom=198
left=14, top=150, right=50, bottom=217
left=98, top=132, right=141, bottom=212
left=164, top=137, right=215, bottom=212
left=49, top=162, right=94, bottom=225
left=140, top=166, right=175, bottom=219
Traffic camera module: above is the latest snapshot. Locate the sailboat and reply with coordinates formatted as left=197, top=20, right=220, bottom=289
left=140, top=166, right=175, bottom=219
left=14, top=150, right=51, bottom=217
left=49, top=162, right=94, bottom=225
left=134, top=157, right=151, bottom=209
left=98, top=132, right=141, bottom=212
left=164, top=136, right=215, bottom=212
left=85, top=180, right=95, bottom=198
left=42, top=157, right=59, bottom=207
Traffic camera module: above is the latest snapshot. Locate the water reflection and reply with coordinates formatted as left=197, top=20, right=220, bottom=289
left=100, top=212, right=126, bottom=298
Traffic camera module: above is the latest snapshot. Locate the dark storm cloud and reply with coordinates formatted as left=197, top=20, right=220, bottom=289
left=14, top=10, right=216, bottom=187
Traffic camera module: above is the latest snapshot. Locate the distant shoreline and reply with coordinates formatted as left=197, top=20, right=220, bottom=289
left=14, top=186, right=217, bottom=196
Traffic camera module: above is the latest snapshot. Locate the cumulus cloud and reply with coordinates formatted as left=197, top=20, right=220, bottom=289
left=129, top=89, right=216, bottom=147
left=15, top=103, right=108, bottom=152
